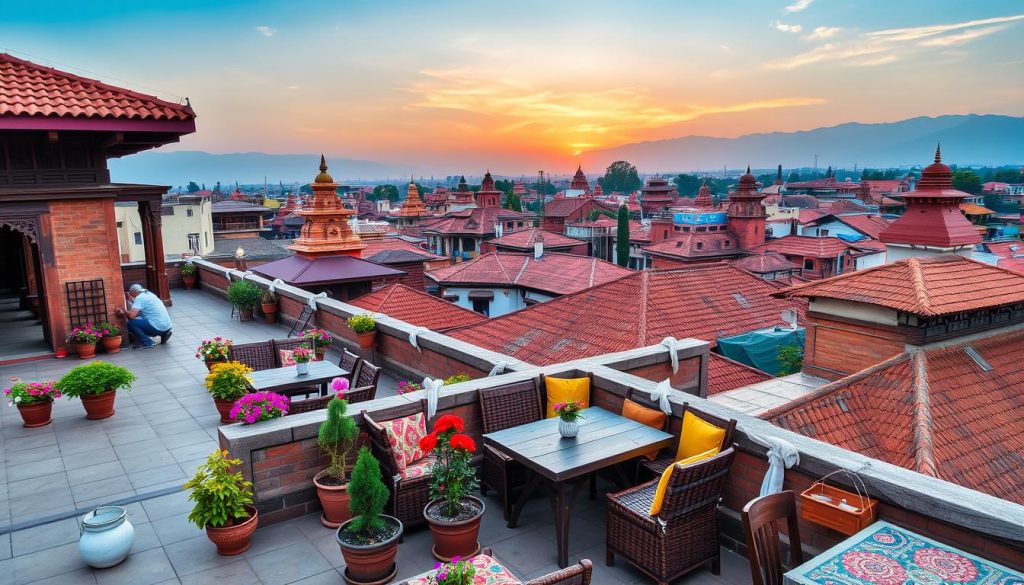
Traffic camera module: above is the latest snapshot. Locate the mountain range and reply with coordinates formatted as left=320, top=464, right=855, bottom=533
left=109, top=114, right=1024, bottom=186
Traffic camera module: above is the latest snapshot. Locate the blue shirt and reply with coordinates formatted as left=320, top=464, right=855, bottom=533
left=131, top=291, right=172, bottom=332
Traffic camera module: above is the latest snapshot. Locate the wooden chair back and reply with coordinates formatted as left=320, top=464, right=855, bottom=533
left=227, top=341, right=276, bottom=371
left=361, top=400, right=427, bottom=484
left=339, top=349, right=362, bottom=381
left=272, top=337, right=313, bottom=362
left=478, top=379, right=544, bottom=433
left=355, top=360, right=381, bottom=389
left=658, top=447, right=736, bottom=524
left=742, top=491, right=804, bottom=585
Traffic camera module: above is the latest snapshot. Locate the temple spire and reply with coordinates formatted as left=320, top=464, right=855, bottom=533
left=934, top=143, right=942, bottom=163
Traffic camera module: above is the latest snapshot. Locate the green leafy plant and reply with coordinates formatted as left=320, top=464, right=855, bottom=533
left=55, top=361, right=136, bottom=398
left=261, top=289, right=277, bottom=304
left=552, top=400, right=584, bottom=422
left=227, top=280, right=262, bottom=310
left=97, top=322, right=120, bottom=337
left=443, top=373, right=470, bottom=385
left=346, top=313, right=377, bottom=334
left=419, top=414, right=478, bottom=518
left=180, top=263, right=198, bottom=277
left=318, top=396, right=359, bottom=483
left=433, top=558, right=476, bottom=585
left=345, top=447, right=390, bottom=536
left=204, top=361, right=253, bottom=401
left=184, top=449, right=254, bottom=528
left=777, top=344, right=804, bottom=376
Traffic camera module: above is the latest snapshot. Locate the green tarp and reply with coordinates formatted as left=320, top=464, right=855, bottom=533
left=717, top=327, right=805, bottom=376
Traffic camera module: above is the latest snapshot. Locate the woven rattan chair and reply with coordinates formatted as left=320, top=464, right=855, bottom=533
left=606, top=447, right=736, bottom=585
left=287, top=394, right=334, bottom=414
left=478, top=378, right=544, bottom=520
left=639, top=405, right=737, bottom=478
left=227, top=340, right=276, bottom=371
left=743, top=491, right=804, bottom=585
left=362, top=401, right=431, bottom=527
left=525, top=559, right=593, bottom=585
left=272, top=337, right=314, bottom=358
left=338, top=349, right=362, bottom=383
left=348, top=360, right=380, bottom=404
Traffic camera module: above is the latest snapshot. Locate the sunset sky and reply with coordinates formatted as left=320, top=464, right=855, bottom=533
left=3, top=0, right=1024, bottom=172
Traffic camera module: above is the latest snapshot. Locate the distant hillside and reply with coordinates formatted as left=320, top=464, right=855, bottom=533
left=587, top=115, right=1024, bottom=172
left=108, top=151, right=404, bottom=187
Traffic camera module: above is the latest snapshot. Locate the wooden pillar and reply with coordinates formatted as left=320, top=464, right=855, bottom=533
left=138, top=200, right=171, bottom=305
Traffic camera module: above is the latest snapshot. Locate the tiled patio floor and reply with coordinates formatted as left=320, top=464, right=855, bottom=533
left=0, top=289, right=750, bottom=584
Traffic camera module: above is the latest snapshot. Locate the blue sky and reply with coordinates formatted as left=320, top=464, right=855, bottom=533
left=3, top=1, right=1023, bottom=170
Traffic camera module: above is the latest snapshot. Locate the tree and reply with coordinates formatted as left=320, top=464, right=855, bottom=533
left=673, top=174, right=703, bottom=197
left=494, top=179, right=514, bottom=196
left=186, top=181, right=201, bottom=193
left=615, top=204, right=630, bottom=268
left=952, top=170, right=982, bottom=195
left=588, top=208, right=616, bottom=221
left=213, top=181, right=222, bottom=194
left=504, top=191, right=523, bottom=212
left=371, top=184, right=400, bottom=202
left=299, top=183, right=313, bottom=194
left=777, top=344, right=804, bottom=376
left=599, top=161, right=643, bottom=194
left=787, top=171, right=802, bottom=183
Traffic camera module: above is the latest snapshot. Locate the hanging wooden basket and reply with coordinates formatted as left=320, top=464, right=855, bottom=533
left=800, top=469, right=877, bottom=536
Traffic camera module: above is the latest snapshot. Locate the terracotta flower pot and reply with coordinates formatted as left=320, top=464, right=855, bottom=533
left=214, top=397, right=236, bottom=424
left=75, top=342, right=97, bottom=359
left=182, top=275, right=197, bottom=290
left=424, top=496, right=484, bottom=561
left=238, top=309, right=255, bottom=322
left=205, top=505, right=259, bottom=555
left=81, top=389, right=117, bottom=420
left=205, top=358, right=227, bottom=372
left=17, top=400, right=53, bottom=428
left=315, top=347, right=327, bottom=361
left=356, top=331, right=376, bottom=350
left=337, top=515, right=402, bottom=585
left=101, top=336, right=123, bottom=354
left=261, top=303, right=278, bottom=324
left=314, top=469, right=351, bottom=528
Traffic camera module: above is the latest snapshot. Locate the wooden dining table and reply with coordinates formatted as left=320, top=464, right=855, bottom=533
left=483, top=406, right=674, bottom=568
left=246, top=360, right=347, bottom=397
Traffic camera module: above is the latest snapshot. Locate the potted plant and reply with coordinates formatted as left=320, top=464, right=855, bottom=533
left=196, top=337, right=233, bottom=370
left=419, top=414, right=484, bottom=561
left=443, top=373, right=471, bottom=385
left=229, top=391, right=289, bottom=425
left=314, top=379, right=359, bottom=527
left=433, top=557, right=476, bottom=585
left=68, top=323, right=101, bottom=359
left=260, top=289, right=278, bottom=324
left=292, top=345, right=314, bottom=375
left=227, top=280, right=262, bottom=321
left=184, top=449, right=258, bottom=555
left=55, top=361, right=136, bottom=419
left=346, top=314, right=377, bottom=349
left=4, top=379, right=60, bottom=428
left=396, top=380, right=422, bottom=395
left=553, top=400, right=584, bottom=438
left=301, top=328, right=333, bottom=360
left=336, top=447, right=403, bottom=585
left=98, top=322, right=123, bottom=354
left=205, top=361, right=253, bottom=423
left=180, top=262, right=198, bottom=290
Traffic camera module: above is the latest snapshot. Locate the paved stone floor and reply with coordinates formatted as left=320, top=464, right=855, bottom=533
left=0, top=289, right=749, bottom=584
left=0, top=293, right=49, bottom=362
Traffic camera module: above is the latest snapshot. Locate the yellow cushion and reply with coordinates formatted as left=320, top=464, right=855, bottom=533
left=545, top=377, right=590, bottom=418
left=675, top=411, right=727, bottom=461
left=621, top=399, right=667, bottom=460
left=648, top=447, right=719, bottom=516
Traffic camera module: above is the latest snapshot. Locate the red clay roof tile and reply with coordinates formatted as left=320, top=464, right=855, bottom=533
left=426, top=252, right=630, bottom=296
left=350, top=284, right=486, bottom=331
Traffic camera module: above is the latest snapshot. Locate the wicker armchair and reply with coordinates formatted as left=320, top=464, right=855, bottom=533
left=348, top=360, right=380, bottom=404
left=362, top=401, right=431, bottom=527
left=639, top=405, right=737, bottom=478
left=227, top=341, right=276, bottom=371
left=478, top=378, right=544, bottom=520
left=606, top=447, right=736, bottom=585
left=338, top=349, right=362, bottom=383
left=288, top=394, right=334, bottom=414
left=272, top=337, right=314, bottom=355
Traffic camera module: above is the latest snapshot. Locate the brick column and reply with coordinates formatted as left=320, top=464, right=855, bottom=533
left=138, top=200, right=171, bottom=305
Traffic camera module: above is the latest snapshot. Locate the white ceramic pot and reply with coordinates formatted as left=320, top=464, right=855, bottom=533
left=79, top=506, right=134, bottom=568
left=296, top=362, right=310, bottom=375
left=559, top=419, right=579, bottom=438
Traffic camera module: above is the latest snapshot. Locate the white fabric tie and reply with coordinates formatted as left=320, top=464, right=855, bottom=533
left=224, top=267, right=233, bottom=280
left=650, top=379, right=673, bottom=415
left=240, top=270, right=255, bottom=280
left=408, top=327, right=430, bottom=352
left=749, top=434, right=800, bottom=497
left=660, top=337, right=680, bottom=374
left=308, top=292, right=328, bottom=311
left=423, top=377, right=444, bottom=419
left=268, top=278, right=285, bottom=294
left=488, top=361, right=514, bottom=377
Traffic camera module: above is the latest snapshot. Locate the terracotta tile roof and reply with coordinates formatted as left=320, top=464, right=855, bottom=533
left=708, top=353, right=774, bottom=395
left=420, top=206, right=533, bottom=236
left=643, top=232, right=743, bottom=260
left=831, top=214, right=892, bottom=239
left=798, top=209, right=828, bottom=225
left=823, top=200, right=869, bottom=215
left=984, top=241, right=1024, bottom=257
left=360, top=237, right=442, bottom=264
left=959, top=203, right=995, bottom=215
left=446, top=263, right=806, bottom=365
left=779, top=195, right=820, bottom=209
left=764, top=330, right=1024, bottom=505
left=749, top=235, right=867, bottom=259
left=731, top=252, right=798, bottom=274
left=0, top=52, right=194, bottom=123
left=774, top=254, right=1024, bottom=316
left=426, top=252, right=630, bottom=296
left=350, top=284, right=485, bottom=331
left=997, top=256, right=1024, bottom=275
left=544, top=197, right=614, bottom=218
left=487, top=228, right=583, bottom=250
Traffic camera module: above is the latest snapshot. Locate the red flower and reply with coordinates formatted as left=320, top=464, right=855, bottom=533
left=449, top=433, right=476, bottom=453
left=419, top=432, right=438, bottom=452
left=433, top=414, right=464, bottom=434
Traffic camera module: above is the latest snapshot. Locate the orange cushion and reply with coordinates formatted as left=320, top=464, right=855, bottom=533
left=648, top=447, right=719, bottom=516
left=382, top=412, right=428, bottom=477
left=621, top=398, right=667, bottom=460
left=278, top=349, right=297, bottom=366
left=545, top=376, right=590, bottom=418
left=675, top=411, right=727, bottom=461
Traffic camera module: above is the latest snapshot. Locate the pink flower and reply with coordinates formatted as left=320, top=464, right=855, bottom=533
left=329, top=377, right=349, bottom=395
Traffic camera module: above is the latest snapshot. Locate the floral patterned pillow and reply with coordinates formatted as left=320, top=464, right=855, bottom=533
left=383, top=412, right=428, bottom=477
left=278, top=349, right=297, bottom=366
